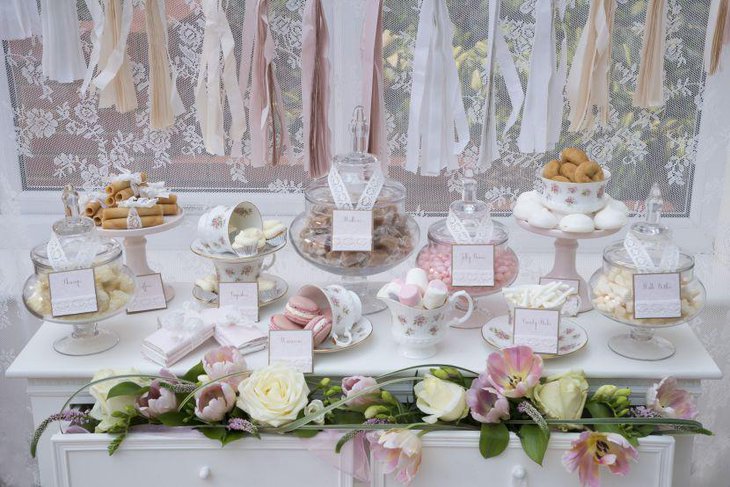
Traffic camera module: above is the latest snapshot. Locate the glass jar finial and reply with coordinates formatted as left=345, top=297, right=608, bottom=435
left=645, top=182, right=663, bottom=224
left=62, top=184, right=80, bottom=217
left=350, top=106, right=369, bottom=154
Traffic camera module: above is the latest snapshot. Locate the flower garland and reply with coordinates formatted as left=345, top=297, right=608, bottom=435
left=32, top=345, right=710, bottom=486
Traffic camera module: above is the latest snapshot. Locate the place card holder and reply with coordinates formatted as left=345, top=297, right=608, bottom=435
left=511, top=307, right=560, bottom=355
left=268, top=329, right=314, bottom=373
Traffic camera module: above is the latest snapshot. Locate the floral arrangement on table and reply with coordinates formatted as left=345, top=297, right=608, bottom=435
left=32, top=345, right=710, bottom=487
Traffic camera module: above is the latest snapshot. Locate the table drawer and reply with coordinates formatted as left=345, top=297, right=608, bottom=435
left=372, top=432, right=675, bottom=487
left=52, top=431, right=354, bottom=487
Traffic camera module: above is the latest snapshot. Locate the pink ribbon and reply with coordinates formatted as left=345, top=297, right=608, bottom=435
left=240, top=0, right=291, bottom=166
left=361, top=0, right=388, bottom=165
left=301, top=430, right=371, bottom=482
left=302, top=0, right=333, bottom=178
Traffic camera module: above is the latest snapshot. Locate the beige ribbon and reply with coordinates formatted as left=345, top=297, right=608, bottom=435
left=705, top=0, right=730, bottom=75
left=361, top=0, right=388, bottom=165
left=633, top=0, right=667, bottom=108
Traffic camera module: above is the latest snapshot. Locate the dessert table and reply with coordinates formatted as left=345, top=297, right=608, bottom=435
left=6, top=268, right=721, bottom=486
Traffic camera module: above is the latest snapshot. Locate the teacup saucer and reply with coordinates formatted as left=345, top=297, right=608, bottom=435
left=192, top=273, right=288, bottom=308
left=481, top=314, right=588, bottom=359
left=314, top=317, right=373, bottom=354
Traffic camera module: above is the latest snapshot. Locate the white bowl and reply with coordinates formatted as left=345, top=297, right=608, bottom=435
left=538, top=169, right=611, bottom=215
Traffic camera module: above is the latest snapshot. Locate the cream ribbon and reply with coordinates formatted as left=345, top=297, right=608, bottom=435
left=405, top=0, right=470, bottom=176
left=360, top=0, right=388, bottom=165
left=704, top=0, right=730, bottom=75
left=517, top=0, right=568, bottom=153
left=118, top=197, right=159, bottom=208
left=147, top=0, right=185, bottom=128
left=327, top=165, right=384, bottom=210
left=196, top=0, right=246, bottom=156
left=478, top=0, right=524, bottom=169
left=633, top=0, right=667, bottom=108
left=80, top=0, right=106, bottom=95
left=92, top=0, right=133, bottom=91
left=138, top=181, right=170, bottom=199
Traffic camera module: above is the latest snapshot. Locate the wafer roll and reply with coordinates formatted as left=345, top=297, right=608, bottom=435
left=85, top=201, right=102, bottom=217
left=114, top=187, right=135, bottom=201
left=160, top=204, right=179, bottom=216
left=102, top=206, right=163, bottom=219
left=92, top=208, right=103, bottom=226
left=104, top=172, right=148, bottom=194
left=102, top=215, right=163, bottom=229
left=156, top=194, right=177, bottom=205
left=104, top=194, right=117, bottom=206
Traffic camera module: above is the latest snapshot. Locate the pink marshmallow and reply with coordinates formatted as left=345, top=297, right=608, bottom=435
left=398, top=284, right=422, bottom=308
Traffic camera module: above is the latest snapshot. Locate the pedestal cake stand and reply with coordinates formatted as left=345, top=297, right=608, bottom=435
left=98, top=209, right=185, bottom=302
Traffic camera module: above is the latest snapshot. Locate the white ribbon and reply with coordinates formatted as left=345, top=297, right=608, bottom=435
left=92, top=0, right=134, bottom=91
left=138, top=181, right=170, bottom=199
left=79, top=190, right=109, bottom=209
left=446, top=210, right=494, bottom=244
left=623, top=232, right=680, bottom=272
left=118, top=197, right=158, bottom=208
left=159, top=302, right=207, bottom=342
left=405, top=0, right=470, bottom=176
left=46, top=232, right=100, bottom=271
left=40, top=0, right=87, bottom=83
left=80, top=0, right=106, bottom=95
left=110, top=170, right=144, bottom=185
left=327, top=165, right=384, bottom=210
left=126, top=207, right=143, bottom=229
left=517, top=0, right=567, bottom=153
left=478, top=0, right=524, bottom=169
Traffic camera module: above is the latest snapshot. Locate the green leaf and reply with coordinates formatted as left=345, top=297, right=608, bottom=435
left=586, top=402, right=623, bottom=435
left=331, top=410, right=365, bottom=425
left=479, top=423, right=509, bottom=459
left=221, top=430, right=247, bottom=446
left=182, top=362, right=205, bottom=383
left=335, top=431, right=358, bottom=453
left=518, top=424, right=549, bottom=466
left=157, top=411, right=190, bottom=427
left=198, top=426, right=227, bottom=444
left=292, top=429, right=321, bottom=439
left=108, top=433, right=126, bottom=456
left=107, top=382, right=144, bottom=399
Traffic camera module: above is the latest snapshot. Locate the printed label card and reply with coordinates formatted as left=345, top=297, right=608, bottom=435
left=332, top=210, right=373, bottom=251
left=268, top=330, right=314, bottom=373
left=512, top=308, right=560, bottom=354
left=127, top=273, right=167, bottom=313
left=218, top=282, right=259, bottom=321
left=451, top=244, right=495, bottom=287
left=48, top=268, right=98, bottom=317
left=633, top=273, right=682, bottom=319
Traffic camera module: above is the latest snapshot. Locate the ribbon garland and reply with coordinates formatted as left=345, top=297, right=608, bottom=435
left=517, top=0, right=567, bottom=153
left=195, top=0, right=247, bottom=156
left=40, top=0, right=86, bottom=83
left=633, top=0, right=667, bottom=108
left=360, top=0, right=389, bottom=166
left=477, top=0, right=524, bottom=169
left=240, top=0, right=292, bottom=167
left=95, top=0, right=138, bottom=113
left=405, top=0, right=470, bottom=176
left=302, top=0, right=333, bottom=178
left=705, top=0, right=730, bottom=75
left=80, top=0, right=106, bottom=95
left=0, top=0, right=41, bottom=41
left=565, top=0, right=616, bottom=132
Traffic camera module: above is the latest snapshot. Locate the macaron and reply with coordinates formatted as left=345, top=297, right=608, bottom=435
left=284, top=295, right=322, bottom=325
left=269, top=314, right=301, bottom=331
left=305, top=315, right=332, bottom=346
left=398, top=284, right=422, bottom=307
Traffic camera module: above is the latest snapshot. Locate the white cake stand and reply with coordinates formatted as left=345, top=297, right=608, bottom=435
left=98, top=209, right=185, bottom=302
left=515, top=218, right=622, bottom=313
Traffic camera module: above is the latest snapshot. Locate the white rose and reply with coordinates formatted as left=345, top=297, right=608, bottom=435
left=304, top=399, right=326, bottom=425
left=237, top=364, right=310, bottom=427
left=89, top=369, right=147, bottom=432
left=414, top=375, right=469, bottom=424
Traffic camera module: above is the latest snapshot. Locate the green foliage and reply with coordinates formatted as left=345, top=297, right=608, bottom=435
left=182, top=362, right=205, bottom=383
left=107, top=382, right=146, bottom=399
left=518, top=424, right=550, bottom=466
left=479, top=423, right=510, bottom=459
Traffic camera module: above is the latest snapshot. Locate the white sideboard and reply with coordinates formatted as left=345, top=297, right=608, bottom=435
left=6, top=278, right=721, bottom=487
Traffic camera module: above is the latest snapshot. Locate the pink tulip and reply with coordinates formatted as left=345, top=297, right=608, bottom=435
left=367, top=429, right=422, bottom=485
left=342, top=376, right=381, bottom=411
left=646, top=377, right=698, bottom=420
left=562, top=431, right=638, bottom=487
left=487, top=346, right=543, bottom=398
left=136, top=380, right=177, bottom=419
left=466, top=374, right=510, bottom=423
left=195, top=382, right=237, bottom=422
left=203, top=346, right=248, bottom=387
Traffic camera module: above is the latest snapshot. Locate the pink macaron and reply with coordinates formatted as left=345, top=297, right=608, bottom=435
left=284, top=295, right=322, bottom=325
left=269, top=314, right=302, bottom=331
left=305, top=315, right=332, bottom=346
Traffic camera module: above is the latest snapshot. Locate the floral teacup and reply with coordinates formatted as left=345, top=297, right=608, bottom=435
left=537, top=169, right=611, bottom=215
left=197, top=202, right=262, bottom=254
left=379, top=290, right=474, bottom=359
left=213, top=255, right=276, bottom=284
left=299, top=284, right=362, bottom=346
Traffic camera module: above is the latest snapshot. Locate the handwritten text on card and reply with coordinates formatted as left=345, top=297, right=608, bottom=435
left=49, top=268, right=98, bottom=317
left=512, top=308, right=560, bottom=354
left=633, top=273, right=682, bottom=319
left=269, top=330, right=313, bottom=373
left=218, top=282, right=259, bottom=321
left=127, top=274, right=167, bottom=313
left=332, top=210, right=373, bottom=251
left=451, top=245, right=495, bottom=287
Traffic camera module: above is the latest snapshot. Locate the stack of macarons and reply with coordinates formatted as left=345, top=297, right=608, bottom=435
left=269, top=294, right=332, bottom=346
left=378, top=268, right=449, bottom=310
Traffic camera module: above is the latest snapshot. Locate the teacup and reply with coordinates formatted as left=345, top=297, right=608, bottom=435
left=379, top=290, right=474, bottom=359
left=299, top=284, right=362, bottom=346
left=198, top=202, right=262, bottom=254
left=213, top=255, right=276, bottom=283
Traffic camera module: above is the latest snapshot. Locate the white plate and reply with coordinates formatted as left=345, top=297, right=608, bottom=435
left=315, top=317, right=373, bottom=354
left=192, top=273, right=288, bottom=308
left=481, top=314, right=588, bottom=359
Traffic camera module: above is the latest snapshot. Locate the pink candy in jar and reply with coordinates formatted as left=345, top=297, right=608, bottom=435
left=416, top=242, right=518, bottom=296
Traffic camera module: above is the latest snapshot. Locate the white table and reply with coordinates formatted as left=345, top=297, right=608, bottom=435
left=6, top=276, right=721, bottom=487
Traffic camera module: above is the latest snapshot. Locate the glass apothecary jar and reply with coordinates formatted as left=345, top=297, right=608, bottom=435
left=290, top=108, right=419, bottom=313
left=589, top=184, right=705, bottom=360
left=416, top=171, right=518, bottom=298
left=22, top=186, right=137, bottom=355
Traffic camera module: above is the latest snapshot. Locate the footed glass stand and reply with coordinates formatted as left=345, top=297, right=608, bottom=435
left=54, top=323, right=119, bottom=356
left=341, top=276, right=386, bottom=314
left=608, top=327, right=676, bottom=361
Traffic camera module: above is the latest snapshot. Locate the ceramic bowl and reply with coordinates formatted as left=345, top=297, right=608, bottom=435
left=379, top=290, right=474, bottom=359
left=537, top=169, right=611, bottom=215
left=298, top=284, right=363, bottom=346
left=197, top=202, right=262, bottom=254
left=213, top=255, right=276, bottom=283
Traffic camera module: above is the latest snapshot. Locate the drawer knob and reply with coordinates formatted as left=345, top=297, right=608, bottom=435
left=199, top=466, right=211, bottom=479
left=512, top=465, right=526, bottom=479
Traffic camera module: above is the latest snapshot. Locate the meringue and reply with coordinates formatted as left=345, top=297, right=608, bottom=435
left=594, top=206, right=628, bottom=230
left=513, top=199, right=545, bottom=221
left=528, top=207, right=559, bottom=229
left=559, top=214, right=595, bottom=233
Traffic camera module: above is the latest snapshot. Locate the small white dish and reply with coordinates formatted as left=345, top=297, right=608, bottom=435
left=192, top=273, right=288, bottom=308
left=314, top=317, right=373, bottom=354
left=481, top=314, right=588, bottom=359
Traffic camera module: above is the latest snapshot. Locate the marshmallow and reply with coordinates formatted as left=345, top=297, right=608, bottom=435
left=405, top=268, right=429, bottom=293
left=422, top=280, right=448, bottom=310
left=377, top=278, right=404, bottom=301
left=398, top=284, right=422, bottom=307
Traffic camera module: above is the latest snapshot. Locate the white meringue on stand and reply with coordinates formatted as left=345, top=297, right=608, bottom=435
left=594, top=205, right=628, bottom=230
left=528, top=207, right=559, bottom=229
left=559, top=214, right=595, bottom=233
left=513, top=198, right=545, bottom=221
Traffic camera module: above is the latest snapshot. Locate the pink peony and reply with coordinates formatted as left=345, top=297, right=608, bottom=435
left=136, top=380, right=177, bottom=419
left=562, top=431, right=638, bottom=487
left=203, top=346, right=248, bottom=388
left=466, top=373, right=510, bottom=423
left=646, top=377, right=698, bottom=420
left=487, top=346, right=543, bottom=398
left=367, top=429, right=422, bottom=485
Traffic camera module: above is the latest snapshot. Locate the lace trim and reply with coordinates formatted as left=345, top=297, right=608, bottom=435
left=327, top=165, right=384, bottom=210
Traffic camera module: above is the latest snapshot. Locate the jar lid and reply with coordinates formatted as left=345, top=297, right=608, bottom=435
left=31, top=234, right=122, bottom=271
left=427, top=218, right=509, bottom=246
left=603, top=183, right=692, bottom=272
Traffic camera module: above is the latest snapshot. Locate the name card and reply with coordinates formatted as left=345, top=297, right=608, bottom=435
left=218, top=282, right=259, bottom=321
left=539, top=277, right=581, bottom=293
left=127, top=274, right=167, bottom=314
left=633, top=273, right=682, bottom=319
left=268, top=330, right=313, bottom=373
left=332, top=210, right=373, bottom=251
left=451, top=245, right=495, bottom=287
left=512, top=308, right=560, bottom=354
left=48, top=268, right=98, bottom=317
